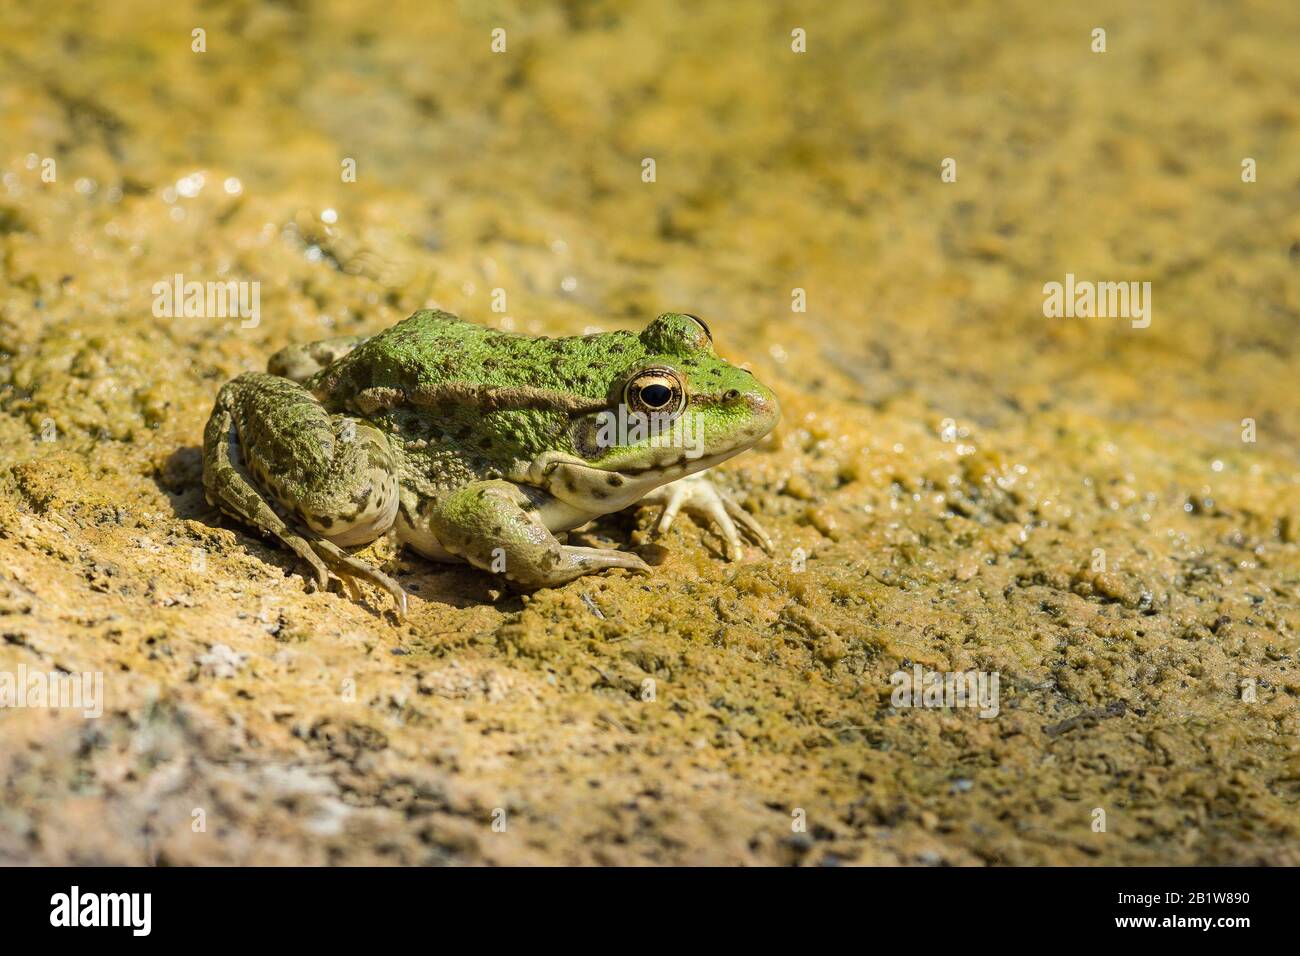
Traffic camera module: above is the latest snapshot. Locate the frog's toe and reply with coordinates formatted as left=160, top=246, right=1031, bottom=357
left=308, top=537, right=408, bottom=618
left=653, top=491, right=684, bottom=534
left=643, top=475, right=772, bottom=560
left=561, top=545, right=652, bottom=578
left=492, top=545, right=650, bottom=589
left=723, top=495, right=774, bottom=555
left=285, top=533, right=332, bottom=590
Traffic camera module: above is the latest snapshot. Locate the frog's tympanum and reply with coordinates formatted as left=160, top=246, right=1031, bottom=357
left=202, top=311, right=779, bottom=615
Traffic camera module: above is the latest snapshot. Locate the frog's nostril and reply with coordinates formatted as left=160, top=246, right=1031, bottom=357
left=746, top=388, right=779, bottom=423
left=723, top=389, right=740, bottom=401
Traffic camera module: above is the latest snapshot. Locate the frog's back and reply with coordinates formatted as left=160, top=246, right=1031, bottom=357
left=311, top=310, right=643, bottom=403
left=310, top=311, right=492, bottom=399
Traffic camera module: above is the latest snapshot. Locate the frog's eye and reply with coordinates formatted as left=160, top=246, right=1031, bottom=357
left=683, top=313, right=712, bottom=342
left=625, top=367, right=686, bottom=418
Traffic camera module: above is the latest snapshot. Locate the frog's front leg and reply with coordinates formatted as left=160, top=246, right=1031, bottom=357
left=640, top=471, right=773, bottom=560
left=424, top=480, right=651, bottom=587
left=202, top=372, right=407, bottom=614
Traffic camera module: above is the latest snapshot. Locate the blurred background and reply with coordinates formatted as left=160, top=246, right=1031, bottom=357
left=0, top=1, right=1297, bottom=865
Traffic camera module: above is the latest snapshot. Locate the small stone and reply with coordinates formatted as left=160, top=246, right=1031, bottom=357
left=806, top=506, right=839, bottom=540
left=783, top=474, right=814, bottom=500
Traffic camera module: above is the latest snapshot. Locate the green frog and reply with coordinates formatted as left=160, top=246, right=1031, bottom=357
left=202, top=310, right=779, bottom=616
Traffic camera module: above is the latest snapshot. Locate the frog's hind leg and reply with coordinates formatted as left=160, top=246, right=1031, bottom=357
left=202, top=372, right=407, bottom=615
left=267, top=334, right=371, bottom=383
left=423, top=480, right=650, bottom=588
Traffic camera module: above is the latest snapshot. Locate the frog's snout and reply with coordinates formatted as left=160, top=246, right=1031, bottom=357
left=732, top=383, right=780, bottom=439
left=750, top=385, right=779, bottom=424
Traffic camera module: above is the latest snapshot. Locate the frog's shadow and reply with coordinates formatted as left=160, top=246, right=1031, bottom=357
left=158, top=446, right=517, bottom=615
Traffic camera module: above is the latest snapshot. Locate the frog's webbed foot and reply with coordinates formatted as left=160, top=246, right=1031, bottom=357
left=545, top=545, right=652, bottom=580
left=640, top=472, right=773, bottom=560
left=303, top=537, right=408, bottom=618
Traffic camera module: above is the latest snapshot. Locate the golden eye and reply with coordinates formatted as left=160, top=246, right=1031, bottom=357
left=625, top=367, right=685, bottom=417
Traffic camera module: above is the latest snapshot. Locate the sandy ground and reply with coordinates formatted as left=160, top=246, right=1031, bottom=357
left=1, top=0, right=1298, bottom=865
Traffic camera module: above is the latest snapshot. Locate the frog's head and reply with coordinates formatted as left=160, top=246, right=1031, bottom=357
left=542, top=313, right=779, bottom=512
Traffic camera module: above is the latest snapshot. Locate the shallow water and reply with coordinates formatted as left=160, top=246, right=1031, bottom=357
left=0, top=1, right=1297, bottom=864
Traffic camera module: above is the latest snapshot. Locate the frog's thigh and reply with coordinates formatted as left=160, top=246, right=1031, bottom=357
left=204, top=372, right=399, bottom=547
left=204, top=381, right=331, bottom=587
left=426, top=480, right=650, bottom=587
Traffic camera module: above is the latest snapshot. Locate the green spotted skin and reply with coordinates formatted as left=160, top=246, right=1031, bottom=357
left=310, top=310, right=766, bottom=477
left=201, top=310, right=780, bottom=613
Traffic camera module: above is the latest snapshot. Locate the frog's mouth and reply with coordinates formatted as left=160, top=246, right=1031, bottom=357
left=607, top=438, right=757, bottom=494
left=528, top=440, right=762, bottom=517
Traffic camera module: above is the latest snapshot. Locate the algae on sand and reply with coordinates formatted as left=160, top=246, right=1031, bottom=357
left=1, top=0, right=1298, bottom=865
